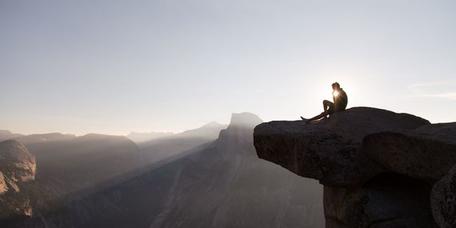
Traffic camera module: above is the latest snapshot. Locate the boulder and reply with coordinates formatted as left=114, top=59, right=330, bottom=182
left=254, top=107, right=429, bottom=186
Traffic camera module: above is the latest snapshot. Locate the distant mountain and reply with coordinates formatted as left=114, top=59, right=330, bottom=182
left=0, top=130, right=23, bottom=142
left=176, top=121, right=227, bottom=139
left=127, top=131, right=174, bottom=143
left=6, top=113, right=324, bottom=228
left=137, top=121, right=227, bottom=164
left=13, top=133, right=76, bottom=145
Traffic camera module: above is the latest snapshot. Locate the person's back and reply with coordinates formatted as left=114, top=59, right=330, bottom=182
left=334, top=88, right=348, bottom=112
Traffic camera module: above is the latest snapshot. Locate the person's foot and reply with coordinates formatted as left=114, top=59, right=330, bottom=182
left=301, top=116, right=313, bottom=124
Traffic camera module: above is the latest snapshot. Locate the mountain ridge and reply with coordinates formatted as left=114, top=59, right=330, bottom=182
left=4, top=112, right=324, bottom=228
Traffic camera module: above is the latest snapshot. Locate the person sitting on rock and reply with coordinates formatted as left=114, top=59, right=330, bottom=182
left=301, top=82, right=348, bottom=123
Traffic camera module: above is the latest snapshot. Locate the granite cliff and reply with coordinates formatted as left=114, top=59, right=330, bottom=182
left=0, top=140, right=36, bottom=220
left=254, top=107, right=456, bottom=228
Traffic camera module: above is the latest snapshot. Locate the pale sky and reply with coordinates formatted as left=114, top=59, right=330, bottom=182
left=1, top=0, right=455, bottom=135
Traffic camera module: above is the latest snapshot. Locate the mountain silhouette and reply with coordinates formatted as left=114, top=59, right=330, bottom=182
left=5, top=113, right=324, bottom=228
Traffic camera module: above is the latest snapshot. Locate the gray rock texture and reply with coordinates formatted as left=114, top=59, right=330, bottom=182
left=254, top=107, right=429, bottom=187
left=363, top=123, right=456, bottom=181
left=254, top=107, right=456, bottom=228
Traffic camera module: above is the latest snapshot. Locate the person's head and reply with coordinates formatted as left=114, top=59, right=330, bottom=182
left=332, top=82, right=340, bottom=91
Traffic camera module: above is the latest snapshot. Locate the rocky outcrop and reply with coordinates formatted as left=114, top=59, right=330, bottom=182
left=254, top=107, right=456, bottom=228
left=254, top=107, right=429, bottom=187
left=0, top=140, right=36, bottom=220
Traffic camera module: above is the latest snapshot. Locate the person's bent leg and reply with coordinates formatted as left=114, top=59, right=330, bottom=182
left=323, top=100, right=334, bottom=118
left=323, top=100, right=334, bottom=112
left=302, top=100, right=333, bottom=123
left=323, top=100, right=331, bottom=112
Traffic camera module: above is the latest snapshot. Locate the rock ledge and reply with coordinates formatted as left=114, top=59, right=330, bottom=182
left=254, top=107, right=455, bottom=228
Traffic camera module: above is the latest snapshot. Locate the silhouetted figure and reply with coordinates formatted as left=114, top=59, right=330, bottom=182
left=301, top=82, right=348, bottom=123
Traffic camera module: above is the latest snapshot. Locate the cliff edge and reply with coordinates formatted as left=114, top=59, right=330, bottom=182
left=254, top=107, right=456, bottom=228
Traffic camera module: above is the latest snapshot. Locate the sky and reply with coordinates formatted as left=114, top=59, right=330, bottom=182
left=1, top=0, right=456, bottom=135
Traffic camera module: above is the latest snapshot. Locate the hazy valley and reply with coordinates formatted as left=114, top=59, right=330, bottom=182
left=0, top=113, right=324, bottom=228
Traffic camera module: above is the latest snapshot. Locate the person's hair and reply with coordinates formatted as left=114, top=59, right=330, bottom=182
left=332, top=82, right=340, bottom=89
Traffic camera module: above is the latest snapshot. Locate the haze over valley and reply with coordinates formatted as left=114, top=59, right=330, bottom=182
left=0, top=113, right=324, bottom=228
